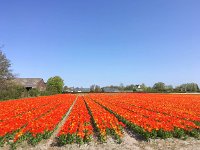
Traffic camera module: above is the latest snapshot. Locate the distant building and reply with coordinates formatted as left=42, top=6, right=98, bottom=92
left=73, top=87, right=90, bottom=93
left=63, top=87, right=90, bottom=93
left=135, top=84, right=141, bottom=89
left=14, top=78, right=46, bottom=91
left=135, top=84, right=143, bottom=92
left=102, top=87, right=120, bottom=93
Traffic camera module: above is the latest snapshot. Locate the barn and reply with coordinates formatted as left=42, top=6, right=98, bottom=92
left=14, top=78, right=46, bottom=91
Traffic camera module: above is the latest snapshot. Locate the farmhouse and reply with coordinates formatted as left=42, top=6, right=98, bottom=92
left=14, top=78, right=46, bottom=91
left=135, top=84, right=143, bottom=92
left=102, top=87, right=120, bottom=92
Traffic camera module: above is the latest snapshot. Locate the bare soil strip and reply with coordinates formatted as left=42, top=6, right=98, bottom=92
left=32, top=95, right=79, bottom=150
left=47, top=131, right=200, bottom=150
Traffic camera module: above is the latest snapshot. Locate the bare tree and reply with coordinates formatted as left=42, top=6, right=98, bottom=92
left=90, top=84, right=95, bottom=92
left=0, top=49, right=14, bottom=89
left=95, top=85, right=102, bottom=92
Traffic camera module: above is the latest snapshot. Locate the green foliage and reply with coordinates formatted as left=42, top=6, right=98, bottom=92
left=83, top=134, right=92, bottom=143
left=90, top=85, right=102, bottom=93
left=140, top=83, right=147, bottom=91
left=172, top=128, right=186, bottom=139
left=106, top=128, right=122, bottom=144
left=153, top=82, right=165, bottom=92
left=95, top=85, right=102, bottom=92
left=27, top=134, right=43, bottom=146
left=12, top=130, right=53, bottom=149
left=0, top=50, right=14, bottom=81
left=124, top=84, right=135, bottom=91
left=132, top=87, right=137, bottom=92
left=0, top=82, right=25, bottom=101
left=57, top=134, right=68, bottom=146
left=46, top=76, right=64, bottom=94
left=90, top=85, right=95, bottom=92
left=57, top=133, right=91, bottom=146
left=0, top=50, right=24, bottom=101
left=175, top=83, right=199, bottom=93
left=94, top=99, right=200, bottom=140
left=165, top=85, right=174, bottom=93
left=0, top=129, right=20, bottom=148
left=84, top=100, right=106, bottom=143
left=29, top=89, right=39, bottom=97
left=194, top=121, right=200, bottom=126
left=186, top=129, right=200, bottom=139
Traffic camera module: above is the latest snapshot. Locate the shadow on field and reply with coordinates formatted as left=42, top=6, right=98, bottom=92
left=124, top=128, right=146, bottom=142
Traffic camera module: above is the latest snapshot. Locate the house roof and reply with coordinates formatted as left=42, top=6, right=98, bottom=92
left=102, top=87, right=120, bottom=92
left=14, top=78, right=44, bottom=88
left=73, top=87, right=90, bottom=92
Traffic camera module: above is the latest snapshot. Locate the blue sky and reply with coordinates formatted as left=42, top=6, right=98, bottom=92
left=0, top=0, right=200, bottom=87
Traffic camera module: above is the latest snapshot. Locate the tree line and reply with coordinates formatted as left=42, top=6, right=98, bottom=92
left=88, top=82, right=199, bottom=93
left=0, top=49, right=199, bottom=101
left=0, top=49, right=64, bottom=101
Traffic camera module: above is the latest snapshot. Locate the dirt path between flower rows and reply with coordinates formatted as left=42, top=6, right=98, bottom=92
left=48, top=131, right=200, bottom=150
left=4, top=94, right=200, bottom=150
left=32, top=95, right=79, bottom=150
left=6, top=131, right=200, bottom=150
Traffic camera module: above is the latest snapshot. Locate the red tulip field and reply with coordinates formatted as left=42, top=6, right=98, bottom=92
left=0, top=93, right=200, bottom=149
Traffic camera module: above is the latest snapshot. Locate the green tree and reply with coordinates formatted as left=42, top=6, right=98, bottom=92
left=0, top=81, right=25, bottom=100
left=0, top=50, right=14, bottom=87
left=153, top=82, right=165, bottom=92
left=165, top=85, right=173, bottom=93
left=140, top=83, right=147, bottom=91
left=0, top=49, right=25, bottom=100
left=29, top=88, right=39, bottom=97
left=46, top=76, right=64, bottom=94
left=176, top=83, right=199, bottom=92
left=124, top=84, right=135, bottom=91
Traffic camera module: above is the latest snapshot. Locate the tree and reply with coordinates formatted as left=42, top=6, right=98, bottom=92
left=0, top=50, right=14, bottom=88
left=0, top=80, right=25, bottom=100
left=153, top=82, right=165, bottom=92
left=90, top=85, right=95, bottom=92
left=0, top=49, right=25, bottom=100
left=119, top=83, right=124, bottom=91
left=165, top=85, right=173, bottom=93
left=124, top=84, right=135, bottom=91
left=63, top=86, right=70, bottom=92
left=46, top=76, right=64, bottom=94
left=95, top=85, right=102, bottom=92
left=140, top=83, right=147, bottom=91
left=145, top=86, right=154, bottom=92
left=175, top=83, right=199, bottom=92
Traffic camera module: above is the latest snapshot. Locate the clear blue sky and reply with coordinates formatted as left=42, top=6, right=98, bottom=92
left=1, top=0, right=200, bottom=87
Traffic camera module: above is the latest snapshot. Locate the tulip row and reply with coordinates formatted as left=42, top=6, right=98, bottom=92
left=1, top=97, right=61, bottom=138
left=57, top=96, right=93, bottom=145
left=0, top=96, right=57, bottom=122
left=84, top=96, right=124, bottom=143
left=1, top=93, right=200, bottom=148
left=0, top=94, right=76, bottom=148
left=89, top=94, right=200, bottom=139
left=109, top=94, right=200, bottom=122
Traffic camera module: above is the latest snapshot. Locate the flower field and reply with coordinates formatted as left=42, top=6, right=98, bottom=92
left=57, top=96, right=93, bottom=145
left=90, top=94, right=200, bottom=139
left=0, top=93, right=200, bottom=148
left=0, top=94, right=76, bottom=148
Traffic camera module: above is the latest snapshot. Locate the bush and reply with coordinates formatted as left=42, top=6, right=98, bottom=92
left=39, top=90, right=54, bottom=96
left=0, top=83, right=25, bottom=101
left=29, top=89, right=39, bottom=97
